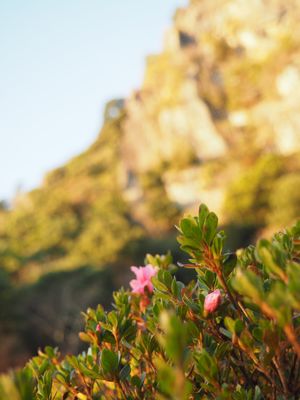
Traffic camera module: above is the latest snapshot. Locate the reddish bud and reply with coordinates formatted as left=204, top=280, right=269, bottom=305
left=204, top=290, right=221, bottom=314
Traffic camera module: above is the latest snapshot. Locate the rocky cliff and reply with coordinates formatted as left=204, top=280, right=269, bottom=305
left=121, top=0, right=300, bottom=216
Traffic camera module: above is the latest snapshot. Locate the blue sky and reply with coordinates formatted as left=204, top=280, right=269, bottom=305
left=0, top=0, right=187, bottom=201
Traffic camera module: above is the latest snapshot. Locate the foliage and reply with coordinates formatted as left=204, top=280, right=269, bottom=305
left=8, top=204, right=300, bottom=399
left=0, top=368, right=34, bottom=400
left=0, top=108, right=181, bottom=282
left=15, top=267, right=115, bottom=354
left=139, top=169, right=181, bottom=231
left=268, top=173, right=300, bottom=227
left=0, top=266, right=116, bottom=373
left=224, top=154, right=300, bottom=230
left=0, top=113, right=141, bottom=277
left=0, top=111, right=181, bottom=368
left=1, top=0, right=300, bottom=382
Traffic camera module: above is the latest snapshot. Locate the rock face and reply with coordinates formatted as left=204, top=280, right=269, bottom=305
left=119, top=0, right=300, bottom=216
left=122, top=72, right=227, bottom=173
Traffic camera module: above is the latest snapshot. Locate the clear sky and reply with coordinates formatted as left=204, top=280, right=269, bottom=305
left=0, top=0, right=187, bottom=201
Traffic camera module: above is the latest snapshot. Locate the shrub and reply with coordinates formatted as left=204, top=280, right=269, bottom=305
left=268, top=173, right=300, bottom=228
left=223, top=155, right=284, bottom=226
left=10, top=204, right=300, bottom=399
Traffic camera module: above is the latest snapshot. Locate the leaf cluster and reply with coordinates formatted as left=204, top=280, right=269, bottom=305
left=3, top=205, right=300, bottom=400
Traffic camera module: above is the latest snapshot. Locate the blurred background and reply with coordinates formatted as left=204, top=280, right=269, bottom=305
left=0, top=0, right=300, bottom=377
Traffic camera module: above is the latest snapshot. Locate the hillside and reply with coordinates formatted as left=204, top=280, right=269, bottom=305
left=0, top=0, right=300, bottom=371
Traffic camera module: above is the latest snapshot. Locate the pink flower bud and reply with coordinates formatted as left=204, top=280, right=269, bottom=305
left=96, top=323, right=101, bottom=333
left=204, top=290, right=221, bottom=314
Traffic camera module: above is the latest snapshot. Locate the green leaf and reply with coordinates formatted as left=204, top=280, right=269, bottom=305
left=219, top=327, right=232, bottom=339
left=161, top=270, right=173, bottom=288
left=180, top=217, right=201, bottom=241
left=131, top=375, right=143, bottom=389
left=194, top=349, right=218, bottom=382
left=171, top=277, right=179, bottom=298
left=159, top=312, right=188, bottom=364
left=78, top=332, right=92, bottom=343
left=257, top=240, right=287, bottom=282
left=215, top=342, right=231, bottom=359
left=198, top=204, right=209, bottom=229
left=121, top=325, right=137, bottom=342
left=77, top=394, right=88, bottom=400
left=101, top=349, right=119, bottom=376
left=107, top=311, right=118, bottom=328
left=224, top=317, right=235, bottom=334
left=203, top=212, right=218, bottom=245
left=212, top=231, right=225, bottom=257
left=266, top=281, right=291, bottom=327
left=78, top=362, right=99, bottom=379
left=222, top=253, right=237, bottom=277
left=232, top=269, right=264, bottom=302
left=234, top=319, right=244, bottom=336
left=182, top=295, right=201, bottom=313
left=152, top=277, right=168, bottom=292
left=287, top=261, right=300, bottom=309
left=119, top=364, right=131, bottom=381
left=44, top=346, right=56, bottom=359
left=177, top=235, right=200, bottom=250
left=252, top=327, right=263, bottom=342
left=156, top=358, right=192, bottom=399
left=186, top=321, right=199, bottom=339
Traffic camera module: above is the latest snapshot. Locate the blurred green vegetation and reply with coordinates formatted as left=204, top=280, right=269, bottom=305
left=268, top=173, right=300, bottom=227
left=0, top=105, right=181, bottom=373
left=0, top=266, right=115, bottom=371
left=0, top=111, right=139, bottom=277
left=0, top=368, right=34, bottom=400
left=224, top=153, right=300, bottom=228
left=139, top=169, right=181, bottom=232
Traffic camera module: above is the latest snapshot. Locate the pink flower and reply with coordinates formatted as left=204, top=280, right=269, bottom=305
left=204, top=290, right=221, bottom=314
left=96, top=323, right=101, bottom=333
left=129, top=264, right=157, bottom=294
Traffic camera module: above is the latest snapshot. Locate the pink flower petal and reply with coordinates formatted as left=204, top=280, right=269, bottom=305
left=129, top=264, right=157, bottom=295
left=131, top=266, right=143, bottom=280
